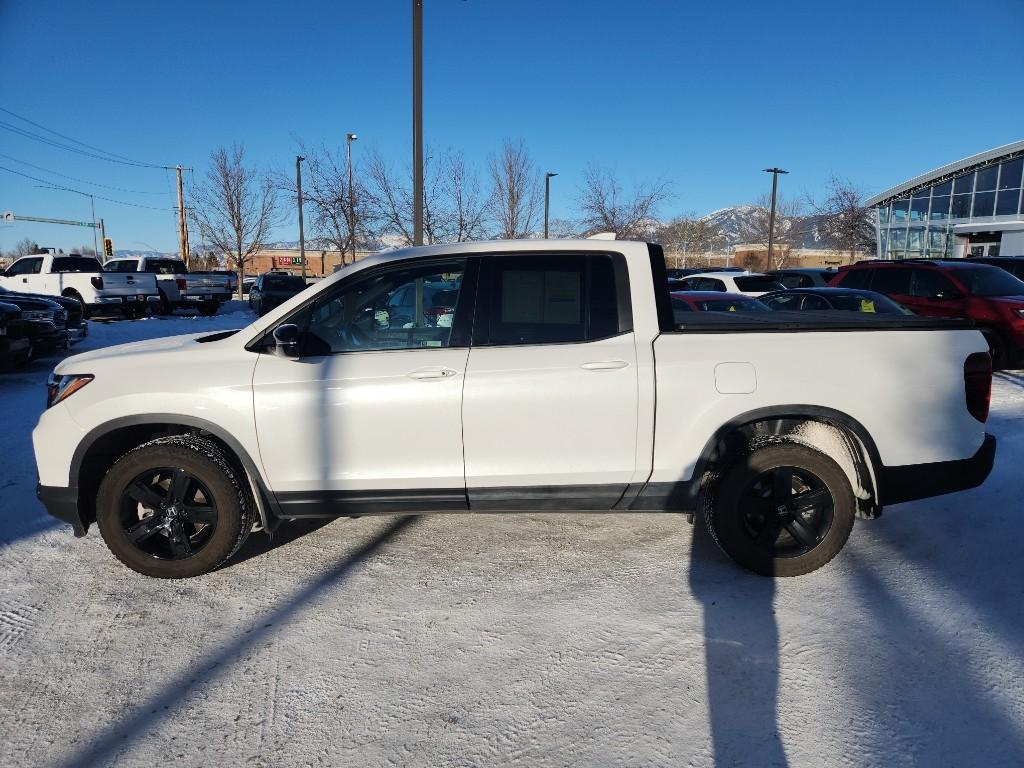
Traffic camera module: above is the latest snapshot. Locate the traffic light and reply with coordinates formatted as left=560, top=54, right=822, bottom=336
left=103, top=237, right=114, bottom=258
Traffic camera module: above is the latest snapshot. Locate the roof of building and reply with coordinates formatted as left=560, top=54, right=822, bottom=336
left=866, top=140, right=1024, bottom=207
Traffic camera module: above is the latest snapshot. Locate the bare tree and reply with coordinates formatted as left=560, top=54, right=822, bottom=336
left=11, top=237, right=44, bottom=257
left=808, top=175, right=877, bottom=262
left=364, top=147, right=487, bottom=245
left=737, top=194, right=805, bottom=269
left=76, top=245, right=98, bottom=257
left=656, top=214, right=724, bottom=267
left=191, top=144, right=277, bottom=298
left=576, top=164, right=671, bottom=240
left=280, top=142, right=371, bottom=264
left=487, top=139, right=540, bottom=239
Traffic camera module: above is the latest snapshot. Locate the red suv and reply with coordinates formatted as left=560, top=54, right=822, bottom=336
left=829, top=260, right=1024, bottom=369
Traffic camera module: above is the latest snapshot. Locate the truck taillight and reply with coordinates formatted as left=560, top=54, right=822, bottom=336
left=964, top=352, right=992, bottom=423
left=90, top=275, right=103, bottom=289
left=176, top=278, right=186, bottom=290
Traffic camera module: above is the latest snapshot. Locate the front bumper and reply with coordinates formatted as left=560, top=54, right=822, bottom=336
left=0, top=336, right=31, bottom=363
left=879, top=433, right=996, bottom=505
left=37, top=483, right=87, bottom=537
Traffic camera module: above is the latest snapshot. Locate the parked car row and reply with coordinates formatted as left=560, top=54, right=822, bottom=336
left=0, top=284, right=87, bottom=369
left=666, top=257, right=1024, bottom=369
left=104, top=257, right=232, bottom=316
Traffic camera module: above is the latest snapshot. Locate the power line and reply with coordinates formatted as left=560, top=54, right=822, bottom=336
left=0, top=165, right=175, bottom=211
left=0, top=117, right=176, bottom=169
left=0, top=152, right=169, bottom=195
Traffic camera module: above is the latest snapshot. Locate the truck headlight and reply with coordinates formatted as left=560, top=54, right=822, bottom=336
left=46, top=373, right=94, bottom=409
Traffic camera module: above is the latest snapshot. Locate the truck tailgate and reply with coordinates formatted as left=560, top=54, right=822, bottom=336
left=91, top=272, right=158, bottom=296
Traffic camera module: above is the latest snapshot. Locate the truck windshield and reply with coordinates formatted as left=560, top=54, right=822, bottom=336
left=263, top=275, right=308, bottom=291
left=145, top=260, right=188, bottom=274
left=957, top=267, right=1024, bottom=297
left=52, top=256, right=102, bottom=273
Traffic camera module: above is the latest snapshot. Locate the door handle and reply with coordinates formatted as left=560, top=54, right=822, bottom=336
left=581, top=360, right=629, bottom=371
left=407, top=367, right=458, bottom=380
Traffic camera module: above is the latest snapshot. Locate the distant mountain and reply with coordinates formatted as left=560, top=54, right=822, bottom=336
left=701, top=206, right=836, bottom=249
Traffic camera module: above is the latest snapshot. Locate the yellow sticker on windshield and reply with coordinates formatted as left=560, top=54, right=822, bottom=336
left=728, top=305, right=737, bottom=312
left=860, top=299, right=876, bottom=313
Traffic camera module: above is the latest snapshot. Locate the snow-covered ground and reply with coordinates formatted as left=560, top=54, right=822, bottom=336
left=1, top=308, right=1022, bottom=768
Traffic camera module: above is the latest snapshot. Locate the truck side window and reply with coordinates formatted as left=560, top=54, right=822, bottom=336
left=870, top=268, right=912, bottom=295
left=910, top=269, right=959, bottom=299
left=297, top=259, right=466, bottom=354
left=481, top=253, right=627, bottom=346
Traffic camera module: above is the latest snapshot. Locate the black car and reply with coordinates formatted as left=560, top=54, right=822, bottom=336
left=0, top=285, right=87, bottom=344
left=760, top=287, right=913, bottom=315
left=767, top=267, right=839, bottom=288
left=966, top=256, right=1024, bottom=281
left=0, top=293, right=69, bottom=351
left=0, top=300, right=32, bottom=368
left=248, top=272, right=310, bottom=316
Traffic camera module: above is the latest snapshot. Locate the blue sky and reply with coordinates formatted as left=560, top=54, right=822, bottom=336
left=1, top=0, right=1022, bottom=254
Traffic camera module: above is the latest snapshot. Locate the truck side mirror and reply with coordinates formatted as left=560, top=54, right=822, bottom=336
left=272, top=324, right=301, bottom=359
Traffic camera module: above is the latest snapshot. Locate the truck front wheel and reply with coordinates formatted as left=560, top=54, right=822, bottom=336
left=95, top=435, right=254, bottom=578
left=706, top=444, right=855, bottom=577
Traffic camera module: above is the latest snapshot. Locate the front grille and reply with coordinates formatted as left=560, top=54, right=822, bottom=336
left=21, top=310, right=53, bottom=322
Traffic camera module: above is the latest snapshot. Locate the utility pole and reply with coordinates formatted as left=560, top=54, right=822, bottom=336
left=175, top=165, right=189, bottom=268
left=544, top=172, right=557, bottom=238
left=763, top=167, right=789, bottom=272
left=346, top=133, right=358, bottom=264
left=412, top=0, right=424, bottom=245
left=296, top=155, right=306, bottom=279
left=88, top=194, right=99, bottom=257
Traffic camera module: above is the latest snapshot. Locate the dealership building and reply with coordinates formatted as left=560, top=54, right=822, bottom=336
left=867, top=141, right=1024, bottom=260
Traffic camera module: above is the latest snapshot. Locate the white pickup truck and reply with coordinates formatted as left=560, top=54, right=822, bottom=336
left=104, top=256, right=232, bottom=316
left=0, top=253, right=159, bottom=318
left=33, top=240, right=996, bottom=579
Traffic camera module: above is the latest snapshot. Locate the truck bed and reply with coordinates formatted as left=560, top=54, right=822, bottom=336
left=670, top=310, right=976, bottom=333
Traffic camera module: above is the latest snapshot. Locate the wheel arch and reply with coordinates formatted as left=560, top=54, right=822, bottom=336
left=693, top=405, right=884, bottom=519
left=72, top=414, right=279, bottom=534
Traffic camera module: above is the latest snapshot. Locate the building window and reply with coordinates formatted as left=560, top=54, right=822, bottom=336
left=996, top=187, right=1021, bottom=216
left=999, top=157, right=1023, bottom=190
left=929, top=195, right=950, bottom=220
left=972, top=191, right=996, bottom=218
left=932, top=180, right=953, bottom=197
left=891, top=198, right=909, bottom=222
left=953, top=172, right=975, bottom=196
left=951, top=194, right=972, bottom=219
left=877, top=204, right=889, bottom=224
left=910, top=194, right=930, bottom=221
left=975, top=165, right=999, bottom=192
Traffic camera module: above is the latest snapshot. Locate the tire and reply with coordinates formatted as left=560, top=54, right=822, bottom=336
left=197, top=303, right=218, bottom=317
left=980, top=328, right=1007, bottom=371
left=155, top=291, right=173, bottom=316
left=64, top=290, right=88, bottom=319
left=95, top=435, right=254, bottom=578
left=706, top=443, right=855, bottom=577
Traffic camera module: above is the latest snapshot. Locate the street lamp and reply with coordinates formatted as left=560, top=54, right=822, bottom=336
left=412, top=0, right=423, bottom=245
left=346, top=133, right=358, bottom=264
left=763, top=167, right=789, bottom=272
left=544, top=172, right=558, bottom=239
left=296, top=155, right=306, bottom=279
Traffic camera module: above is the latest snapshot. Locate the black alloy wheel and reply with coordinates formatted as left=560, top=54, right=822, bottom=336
left=738, top=466, right=833, bottom=558
left=118, top=467, right=219, bottom=560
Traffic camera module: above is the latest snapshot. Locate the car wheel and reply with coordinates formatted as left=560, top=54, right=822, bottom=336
left=155, top=291, right=173, bottom=316
left=95, top=435, right=254, bottom=578
left=64, top=290, right=88, bottom=319
left=197, top=303, right=218, bottom=317
left=980, top=328, right=1006, bottom=371
left=706, top=443, right=855, bottom=577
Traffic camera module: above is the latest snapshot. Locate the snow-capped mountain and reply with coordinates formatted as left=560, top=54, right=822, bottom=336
left=700, top=206, right=835, bottom=249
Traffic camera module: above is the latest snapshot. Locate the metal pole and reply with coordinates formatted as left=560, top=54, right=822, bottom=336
left=296, top=155, right=306, bottom=279
left=544, top=172, right=557, bottom=238
left=412, top=0, right=424, bottom=245
left=100, top=218, right=106, bottom=257
left=346, top=133, right=357, bottom=263
left=89, top=195, right=99, bottom=257
left=763, top=167, right=788, bottom=272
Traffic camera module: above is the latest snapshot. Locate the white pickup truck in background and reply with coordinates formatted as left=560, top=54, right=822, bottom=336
left=0, top=253, right=159, bottom=318
left=33, top=240, right=996, bottom=579
left=104, top=257, right=232, bottom=316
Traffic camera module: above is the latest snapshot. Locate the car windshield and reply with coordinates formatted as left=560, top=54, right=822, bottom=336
left=734, top=276, right=786, bottom=292
left=956, top=267, right=1024, bottom=297
left=263, top=275, right=308, bottom=291
left=697, top=298, right=770, bottom=312
left=51, top=256, right=101, bottom=273
left=825, top=293, right=912, bottom=314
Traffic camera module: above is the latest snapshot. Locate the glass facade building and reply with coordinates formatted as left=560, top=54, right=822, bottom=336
left=868, top=142, right=1024, bottom=259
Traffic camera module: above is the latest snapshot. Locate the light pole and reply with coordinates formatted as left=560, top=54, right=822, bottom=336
left=544, top=172, right=558, bottom=238
left=296, top=155, right=306, bottom=279
left=412, top=0, right=423, bottom=245
left=763, top=167, right=789, bottom=272
left=346, top=133, right=358, bottom=264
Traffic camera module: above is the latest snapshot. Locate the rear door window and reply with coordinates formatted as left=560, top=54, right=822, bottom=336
left=778, top=273, right=811, bottom=288
left=52, top=256, right=102, bottom=273
left=734, top=276, right=786, bottom=292
left=481, top=253, right=629, bottom=346
left=835, top=269, right=871, bottom=289
left=870, top=268, right=912, bottom=295
left=910, top=269, right=959, bottom=298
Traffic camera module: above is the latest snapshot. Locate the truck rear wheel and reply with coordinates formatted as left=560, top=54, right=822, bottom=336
left=95, top=435, right=254, bottom=578
left=706, top=443, right=855, bottom=577
left=197, top=303, right=219, bottom=317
